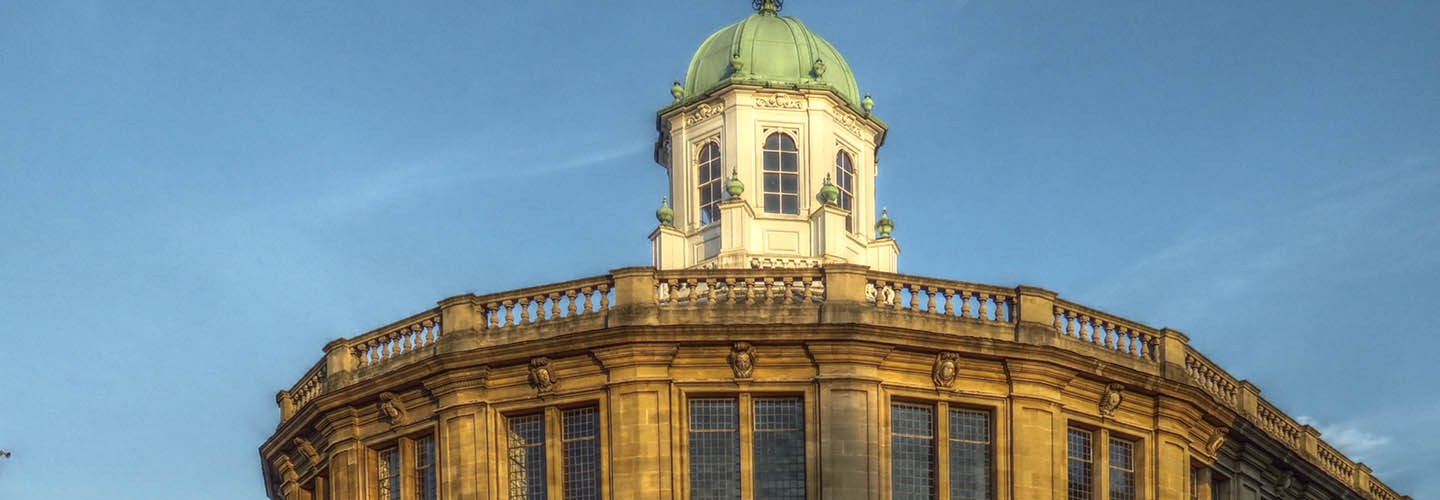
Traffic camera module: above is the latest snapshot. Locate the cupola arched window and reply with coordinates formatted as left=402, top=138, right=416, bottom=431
left=697, top=142, right=723, bottom=224
left=835, top=150, right=855, bottom=231
left=762, top=133, right=800, bottom=214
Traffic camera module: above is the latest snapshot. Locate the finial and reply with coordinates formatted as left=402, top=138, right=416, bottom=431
left=875, top=207, right=894, bottom=238
left=670, top=81, right=684, bottom=102
left=862, top=93, right=875, bottom=115
left=727, top=168, right=745, bottom=197
left=656, top=196, right=674, bottom=225
left=752, top=0, right=782, bottom=15
left=818, top=174, right=839, bottom=205
left=730, top=53, right=746, bottom=77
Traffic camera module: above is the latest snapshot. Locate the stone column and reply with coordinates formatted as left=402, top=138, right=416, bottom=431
left=423, top=367, right=491, bottom=500
left=319, top=409, right=362, bottom=500
left=1155, top=398, right=1196, bottom=499
left=1004, top=359, right=1073, bottom=500
left=592, top=344, right=679, bottom=500
left=806, top=341, right=891, bottom=500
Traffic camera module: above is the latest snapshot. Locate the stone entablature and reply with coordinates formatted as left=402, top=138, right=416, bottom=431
left=264, top=265, right=1406, bottom=500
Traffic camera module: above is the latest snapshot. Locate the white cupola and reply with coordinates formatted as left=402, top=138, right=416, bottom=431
left=649, top=0, right=899, bottom=271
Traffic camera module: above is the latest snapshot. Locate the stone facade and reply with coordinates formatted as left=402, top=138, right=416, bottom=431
left=259, top=265, right=1408, bottom=499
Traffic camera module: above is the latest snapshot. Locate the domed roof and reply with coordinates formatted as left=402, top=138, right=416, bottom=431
left=684, top=5, right=862, bottom=110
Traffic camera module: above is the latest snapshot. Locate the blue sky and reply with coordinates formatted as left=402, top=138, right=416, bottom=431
left=1, top=1, right=1436, bottom=498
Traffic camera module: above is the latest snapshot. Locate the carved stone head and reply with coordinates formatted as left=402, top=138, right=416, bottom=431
left=932, top=352, right=960, bottom=388
left=1099, top=383, right=1125, bottom=417
left=729, top=342, right=755, bottom=379
left=377, top=392, right=406, bottom=425
left=528, top=357, right=557, bottom=393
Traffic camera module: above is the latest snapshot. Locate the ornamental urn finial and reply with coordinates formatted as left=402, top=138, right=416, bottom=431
left=812, top=58, right=827, bottom=79
left=730, top=53, right=746, bottom=77
left=726, top=168, right=745, bottom=197
left=752, top=0, right=782, bottom=15
left=656, top=196, right=674, bottom=225
left=818, top=174, right=840, bottom=205
left=670, top=80, right=684, bottom=102
left=862, top=93, right=875, bottom=114
left=875, top=207, right=894, bottom=238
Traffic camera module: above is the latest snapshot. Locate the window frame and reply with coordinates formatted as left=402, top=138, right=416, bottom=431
left=1065, top=423, right=1145, bottom=500
left=833, top=148, right=856, bottom=232
left=696, top=140, right=724, bottom=225
left=367, top=433, right=439, bottom=500
left=496, top=401, right=608, bottom=500
left=886, top=398, right=999, bottom=500
left=760, top=131, right=802, bottom=215
left=677, top=385, right=817, bottom=500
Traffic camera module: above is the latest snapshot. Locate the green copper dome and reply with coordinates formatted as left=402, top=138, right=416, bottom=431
left=684, top=8, right=862, bottom=110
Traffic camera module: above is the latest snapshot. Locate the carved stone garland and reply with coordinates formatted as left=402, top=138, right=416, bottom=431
left=755, top=93, right=805, bottom=110
left=685, top=101, right=725, bottom=126
left=528, top=357, right=558, bottom=393
left=1099, top=383, right=1125, bottom=418
left=932, top=352, right=960, bottom=388
left=729, top=342, right=755, bottom=379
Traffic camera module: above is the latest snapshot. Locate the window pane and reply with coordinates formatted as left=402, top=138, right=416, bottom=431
left=780, top=174, right=797, bottom=194
left=415, top=436, right=437, bottom=500
left=891, top=404, right=935, bottom=500
left=949, top=409, right=992, bottom=500
left=563, top=407, right=601, bottom=500
left=698, top=143, right=723, bottom=225
left=1067, top=429, right=1093, bottom=500
left=1109, top=438, right=1135, bottom=500
left=765, top=134, right=782, bottom=150
left=754, top=398, right=805, bottom=500
left=764, top=194, right=780, bottom=214
left=378, top=447, right=400, bottom=500
left=764, top=173, right=780, bottom=191
left=508, top=414, right=547, bottom=499
left=764, top=152, right=780, bottom=171
left=689, top=399, right=740, bottom=500
left=781, top=152, right=797, bottom=172
left=780, top=194, right=797, bottom=215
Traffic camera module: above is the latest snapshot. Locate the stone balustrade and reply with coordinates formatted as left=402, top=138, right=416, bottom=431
left=1185, top=348, right=1240, bottom=406
left=272, top=265, right=1403, bottom=496
left=655, top=268, right=823, bottom=305
left=352, top=309, right=443, bottom=368
left=1053, top=300, right=1159, bottom=363
left=865, top=271, right=1014, bottom=323
left=473, top=276, right=612, bottom=328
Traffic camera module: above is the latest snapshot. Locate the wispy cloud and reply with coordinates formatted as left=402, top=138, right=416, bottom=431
left=1297, top=416, right=1392, bottom=461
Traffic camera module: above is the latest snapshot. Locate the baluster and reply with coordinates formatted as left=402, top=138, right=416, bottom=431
left=428, top=319, right=440, bottom=344
left=503, top=300, right=515, bottom=326
left=925, top=287, right=938, bottom=313
left=802, top=277, right=815, bottom=302
left=724, top=278, right=738, bottom=304
left=999, top=297, right=1012, bottom=322
left=598, top=284, right=610, bottom=309
left=941, top=289, right=954, bottom=316
left=1102, top=322, right=1115, bottom=349
left=580, top=287, right=594, bottom=313
left=486, top=303, right=499, bottom=328
left=705, top=278, right=717, bottom=303
left=743, top=278, right=755, bottom=305
left=905, top=284, right=918, bottom=312
left=521, top=297, right=535, bottom=324
left=407, top=326, right=420, bottom=351
left=549, top=293, right=562, bottom=319
left=779, top=277, right=793, bottom=304
left=978, top=293, right=990, bottom=320
left=383, top=334, right=396, bottom=358
left=566, top=290, right=578, bottom=316
left=1126, top=329, right=1138, bottom=355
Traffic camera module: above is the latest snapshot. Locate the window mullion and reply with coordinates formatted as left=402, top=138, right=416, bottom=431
left=936, top=402, right=950, bottom=499
left=546, top=407, right=564, bottom=498
left=739, top=394, right=755, bottom=500
left=1098, top=430, right=1110, bottom=500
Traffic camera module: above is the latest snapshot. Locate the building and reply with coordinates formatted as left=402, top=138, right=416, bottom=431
left=259, top=2, right=1408, bottom=499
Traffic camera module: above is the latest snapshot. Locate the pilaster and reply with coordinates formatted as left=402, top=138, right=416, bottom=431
left=806, top=341, right=891, bottom=500
left=592, top=344, right=679, bottom=500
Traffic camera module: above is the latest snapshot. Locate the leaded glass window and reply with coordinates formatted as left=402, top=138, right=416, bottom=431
left=415, top=436, right=437, bottom=500
left=891, top=403, right=935, bottom=500
left=508, top=413, right=547, bottom=499
left=698, top=142, right=723, bottom=224
left=378, top=446, right=401, bottom=500
left=762, top=133, right=800, bottom=214
left=835, top=150, right=855, bottom=231
left=950, top=409, right=993, bottom=500
left=1109, top=438, right=1135, bottom=500
left=754, top=398, right=805, bottom=499
left=563, top=407, right=601, bottom=500
left=689, top=399, right=741, bottom=500
left=1067, top=429, right=1094, bottom=500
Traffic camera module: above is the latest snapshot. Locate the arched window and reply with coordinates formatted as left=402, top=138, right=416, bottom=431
left=697, top=142, right=723, bottom=224
left=762, top=133, right=800, bottom=214
left=835, top=150, right=855, bottom=231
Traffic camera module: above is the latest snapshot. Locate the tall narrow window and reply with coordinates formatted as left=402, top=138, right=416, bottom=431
left=563, top=407, right=601, bottom=500
left=762, top=133, right=800, bottom=214
left=834, top=150, right=855, bottom=230
left=754, top=398, right=806, bottom=499
left=378, top=447, right=401, bottom=500
left=414, top=436, right=437, bottom=500
left=891, top=403, right=936, bottom=500
left=507, top=414, right=547, bottom=499
left=1108, top=438, right=1136, bottom=500
left=698, top=142, right=723, bottom=224
left=1067, top=429, right=1094, bottom=500
left=950, top=409, right=993, bottom=500
left=689, top=399, right=741, bottom=499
